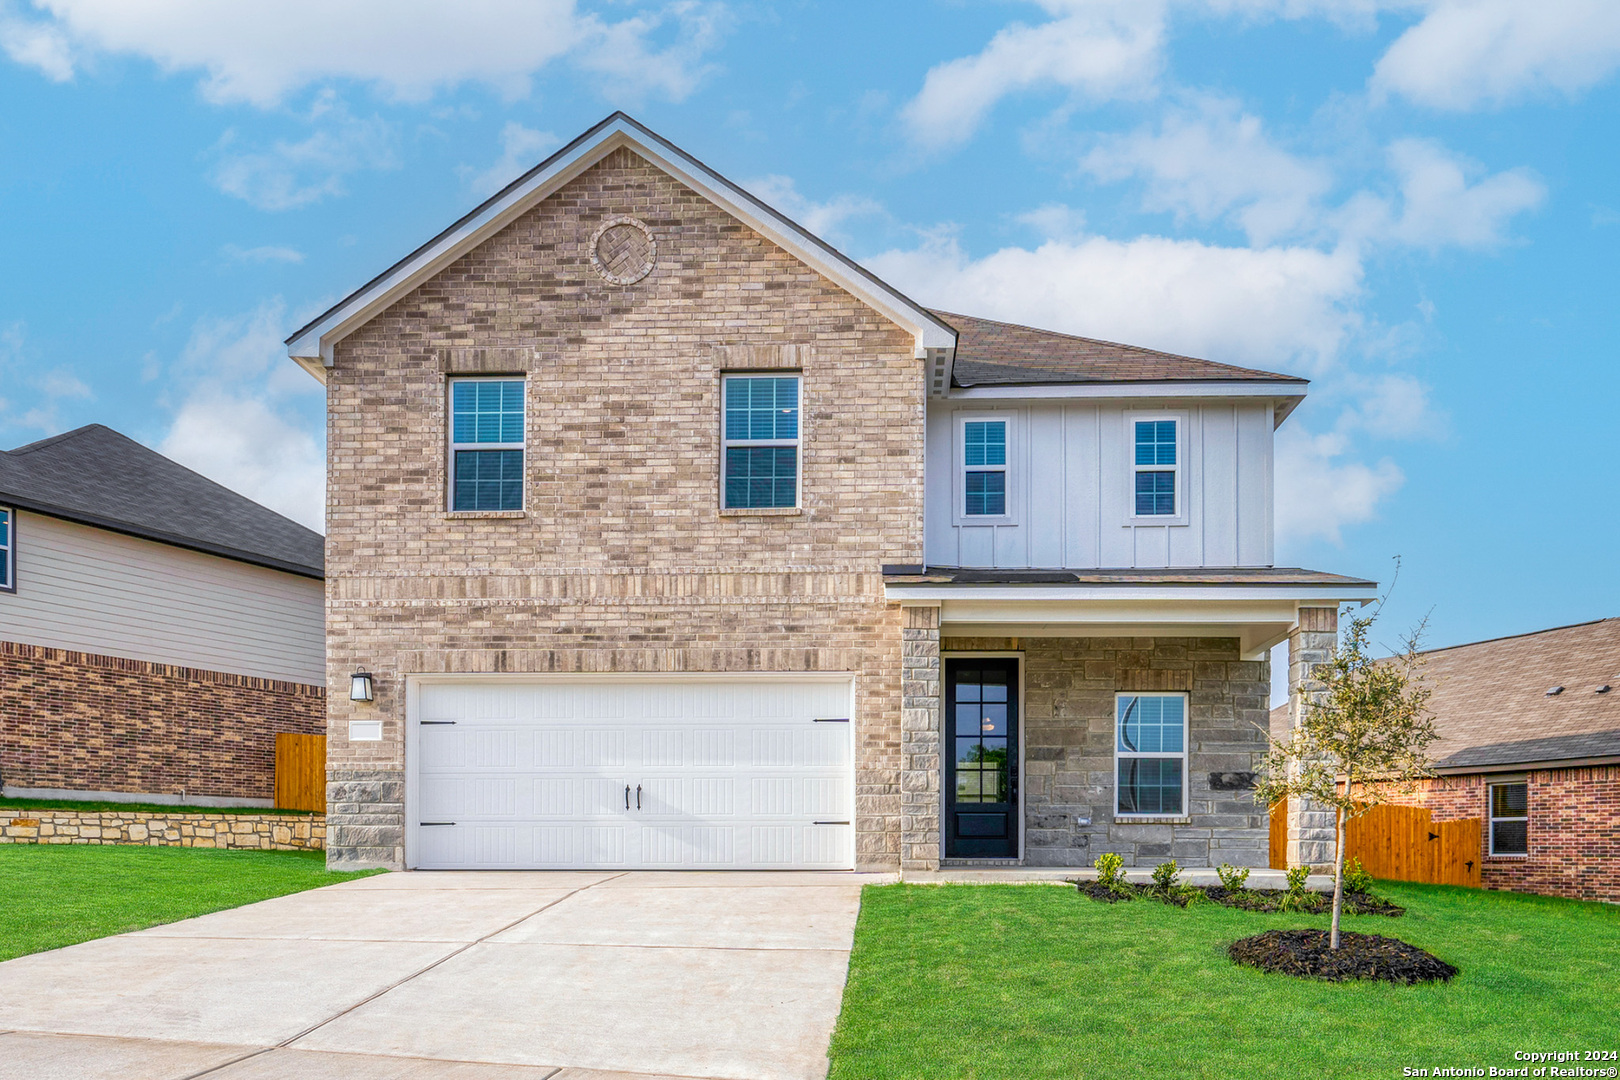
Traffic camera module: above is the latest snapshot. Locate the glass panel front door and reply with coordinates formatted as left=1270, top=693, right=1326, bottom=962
left=945, top=658, right=1019, bottom=858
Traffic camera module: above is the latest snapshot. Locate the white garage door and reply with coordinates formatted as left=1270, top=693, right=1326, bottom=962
left=405, top=676, right=855, bottom=870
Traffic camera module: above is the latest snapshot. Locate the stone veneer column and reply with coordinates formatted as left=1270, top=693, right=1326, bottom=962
left=899, top=603, right=941, bottom=871
left=1286, top=606, right=1339, bottom=870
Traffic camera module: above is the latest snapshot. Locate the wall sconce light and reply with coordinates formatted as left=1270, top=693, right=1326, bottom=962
left=349, top=670, right=375, bottom=702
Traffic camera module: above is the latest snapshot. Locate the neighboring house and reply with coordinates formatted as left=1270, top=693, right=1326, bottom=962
left=1271, top=619, right=1618, bottom=902
left=285, top=113, right=1375, bottom=872
left=0, top=425, right=326, bottom=807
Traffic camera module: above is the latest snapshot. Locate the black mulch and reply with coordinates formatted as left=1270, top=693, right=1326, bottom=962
left=1228, top=929, right=1457, bottom=984
left=1074, top=881, right=1404, bottom=917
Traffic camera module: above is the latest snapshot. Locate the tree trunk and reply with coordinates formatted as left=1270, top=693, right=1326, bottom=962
left=1330, top=803, right=1347, bottom=949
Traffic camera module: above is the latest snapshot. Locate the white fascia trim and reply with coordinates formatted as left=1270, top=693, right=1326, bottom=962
left=884, top=583, right=1379, bottom=604
left=287, top=116, right=957, bottom=369
left=947, top=382, right=1308, bottom=427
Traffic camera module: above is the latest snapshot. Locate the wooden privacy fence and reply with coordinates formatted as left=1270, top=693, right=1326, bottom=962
left=274, top=733, right=326, bottom=813
left=1345, top=803, right=1481, bottom=887
left=1269, top=799, right=1288, bottom=870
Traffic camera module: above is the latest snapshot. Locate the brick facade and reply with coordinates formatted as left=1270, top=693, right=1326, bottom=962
left=324, top=147, right=923, bottom=869
left=0, top=640, right=326, bottom=801
left=939, top=636, right=1271, bottom=868
left=1381, top=767, right=1620, bottom=903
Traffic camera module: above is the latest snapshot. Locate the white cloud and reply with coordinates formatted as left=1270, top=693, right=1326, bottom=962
left=222, top=244, right=305, bottom=264
left=742, top=175, right=884, bottom=242
left=156, top=300, right=325, bottom=528
left=9, top=0, right=726, bottom=107
left=463, top=122, right=559, bottom=197
left=901, top=0, right=1165, bottom=148
left=1275, top=424, right=1404, bottom=544
left=1080, top=97, right=1333, bottom=244
left=1337, top=138, right=1544, bottom=250
left=0, top=5, right=73, bottom=80
left=1372, top=0, right=1620, bottom=110
left=209, top=93, right=397, bottom=211
left=865, top=231, right=1362, bottom=372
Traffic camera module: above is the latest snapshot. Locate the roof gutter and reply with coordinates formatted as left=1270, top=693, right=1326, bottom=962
left=1432, top=755, right=1620, bottom=776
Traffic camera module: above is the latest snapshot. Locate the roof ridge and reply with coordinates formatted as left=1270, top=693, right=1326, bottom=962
left=1413, top=617, right=1619, bottom=659
left=931, top=308, right=1303, bottom=383
left=5, top=423, right=115, bottom=456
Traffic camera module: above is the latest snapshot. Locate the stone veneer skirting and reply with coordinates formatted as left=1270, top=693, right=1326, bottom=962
left=0, top=639, right=326, bottom=801
left=0, top=807, right=325, bottom=851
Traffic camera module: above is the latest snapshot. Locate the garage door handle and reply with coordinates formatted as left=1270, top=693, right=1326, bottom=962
left=636, top=784, right=642, bottom=810
left=625, top=785, right=631, bottom=810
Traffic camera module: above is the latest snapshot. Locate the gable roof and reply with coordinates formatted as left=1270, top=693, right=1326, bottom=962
left=285, top=112, right=958, bottom=388
left=0, top=425, right=323, bottom=579
left=1268, top=618, right=1620, bottom=772
left=935, top=310, right=1306, bottom=388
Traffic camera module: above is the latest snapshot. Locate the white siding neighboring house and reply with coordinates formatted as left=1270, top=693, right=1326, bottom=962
left=0, top=425, right=326, bottom=805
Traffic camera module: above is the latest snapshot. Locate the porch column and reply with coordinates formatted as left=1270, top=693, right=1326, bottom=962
left=1286, top=606, right=1339, bottom=870
left=899, top=602, right=942, bottom=871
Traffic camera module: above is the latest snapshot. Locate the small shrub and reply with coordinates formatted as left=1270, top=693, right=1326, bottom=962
left=1094, top=852, right=1126, bottom=889
left=1285, top=865, right=1310, bottom=895
left=1169, top=884, right=1207, bottom=907
left=1343, top=857, right=1373, bottom=895
left=1150, top=859, right=1180, bottom=891
left=1216, top=864, right=1250, bottom=892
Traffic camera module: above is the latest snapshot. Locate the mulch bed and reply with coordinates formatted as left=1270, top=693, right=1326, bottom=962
left=1074, top=881, right=1405, bottom=917
left=1228, top=929, right=1458, bottom=984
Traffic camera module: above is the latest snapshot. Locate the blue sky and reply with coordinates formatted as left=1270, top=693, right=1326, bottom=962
left=2, top=1, right=1617, bottom=690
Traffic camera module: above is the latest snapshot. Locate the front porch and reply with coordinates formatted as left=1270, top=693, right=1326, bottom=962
left=886, top=566, right=1378, bottom=872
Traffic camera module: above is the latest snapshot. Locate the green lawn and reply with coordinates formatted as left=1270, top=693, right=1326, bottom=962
left=1, top=796, right=316, bottom=815
left=0, top=845, right=380, bottom=961
left=830, top=881, right=1620, bottom=1080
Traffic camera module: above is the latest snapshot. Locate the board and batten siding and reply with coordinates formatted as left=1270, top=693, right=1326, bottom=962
left=924, top=400, right=1275, bottom=569
left=0, top=511, right=325, bottom=685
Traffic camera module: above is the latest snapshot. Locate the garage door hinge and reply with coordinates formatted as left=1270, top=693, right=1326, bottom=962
left=813, top=717, right=850, bottom=723
left=420, top=721, right=457, bottom=726
left=813, top=821, right=851, bottom=825
left=419, top=821, right=456, bottom=826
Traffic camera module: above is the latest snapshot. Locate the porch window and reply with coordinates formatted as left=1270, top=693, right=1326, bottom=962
left=1115, top=693, right=1187, bottom=816
left=1488, top=782, right=1528, bottom=855
left=449, top=377, right=526, bottom=511
left=723, top=374, right=800, bottom=509
left=0, top=506, right=12, bottom=591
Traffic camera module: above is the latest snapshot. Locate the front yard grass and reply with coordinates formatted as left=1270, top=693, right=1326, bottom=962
left=829, top=881, right=1619, bottom=1079
left=0, top=845, right=380, bottom=961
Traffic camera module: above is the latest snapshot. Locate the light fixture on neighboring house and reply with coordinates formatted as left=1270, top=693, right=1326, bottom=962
left=349, top=670, right=375, bottom=702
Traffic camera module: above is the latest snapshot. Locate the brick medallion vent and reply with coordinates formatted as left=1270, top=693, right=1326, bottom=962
left=590, top=215, right=656, bottom=285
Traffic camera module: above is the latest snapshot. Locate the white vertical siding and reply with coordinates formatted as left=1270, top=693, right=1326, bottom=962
left=923, top=399, right=1276, bottom=570
left=0, top=511, right=325, bottom=685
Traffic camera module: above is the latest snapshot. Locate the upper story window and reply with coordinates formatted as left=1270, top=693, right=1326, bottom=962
left=450, top=377, right=525, bottom=511
left=0, top=507, right=12, bottom=591
left=723, top=374, right=800, bottom=509
left=1133, top=418, right=1179, bottom=517
left=1115, top=693, right=1187, bottom=817
left=1489, top=781, right=1528, bottom=856
left=963, top=420, right=1007, bottom=516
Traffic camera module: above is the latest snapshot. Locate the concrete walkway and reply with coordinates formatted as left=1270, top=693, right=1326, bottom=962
left=0, top=870, right=891, bottom=1080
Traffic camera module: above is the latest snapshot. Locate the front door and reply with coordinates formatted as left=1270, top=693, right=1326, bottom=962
left=945, top=658, right=1019, bottom=858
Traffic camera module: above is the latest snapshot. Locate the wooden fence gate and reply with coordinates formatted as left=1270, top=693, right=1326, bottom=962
left=1269, top=799, right=1288, bottom=870
left=1345, top=803, right=1482, bottom=887
left=274, top=733, right=326, bottom=813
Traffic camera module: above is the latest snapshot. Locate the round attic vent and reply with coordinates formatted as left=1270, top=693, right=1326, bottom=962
left=590, top=216, right=656, bottom=285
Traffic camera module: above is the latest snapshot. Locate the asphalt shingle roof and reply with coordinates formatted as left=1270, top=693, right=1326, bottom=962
left=932, top=310, right=1308, bottom=387
left=0, top=425, right=323, bottom=578
left=1268, top=619, right=1620, bottom=771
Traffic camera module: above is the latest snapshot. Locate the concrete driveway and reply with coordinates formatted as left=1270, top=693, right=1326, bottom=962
left=0, top=870, right=887, bottom=1080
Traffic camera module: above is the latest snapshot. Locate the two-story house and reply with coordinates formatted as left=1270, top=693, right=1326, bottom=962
left=287, top=114, right=1373, bottom=872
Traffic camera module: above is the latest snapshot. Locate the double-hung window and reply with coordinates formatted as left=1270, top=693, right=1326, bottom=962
left=963, top=420, right=1008, bottom=516
left=1132, top=418, right=1179, bottom=517
left=449, top=378, right=525, bottom=511
left=1488, top=781, right=1528, bottom=855
left=1115, top=693, right=1187, bottom=816
left=723, top=374, right=799, bottom=509
left=0, top=507, right=12, bottom=591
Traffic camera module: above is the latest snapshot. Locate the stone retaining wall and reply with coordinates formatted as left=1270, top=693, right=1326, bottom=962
left=0, top=808, right=325, bottom=851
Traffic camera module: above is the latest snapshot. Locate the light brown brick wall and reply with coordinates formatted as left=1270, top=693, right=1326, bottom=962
left=0, top=640, right=326, bottom=800
left=324, top=147, right=924, bottom=868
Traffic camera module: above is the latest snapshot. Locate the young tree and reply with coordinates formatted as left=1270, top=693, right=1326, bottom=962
left=1254, top=604, right=1439, bottom=949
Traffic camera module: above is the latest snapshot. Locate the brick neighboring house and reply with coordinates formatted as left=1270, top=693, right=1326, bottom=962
left=0, top=425, right=326, bottom=806
left=286, top=113, right=1375, bottom=872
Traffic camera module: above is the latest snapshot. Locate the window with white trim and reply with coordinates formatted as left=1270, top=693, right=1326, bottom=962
left=0, top=506, right=12, bottom=591
left=963, top=420, right=1008, bottom=516
left=1132, top=418, right=1179, bottom=516
left=1115, top=693, right=1187, bottom=816
left=722, top=374, right=800, bottom=509
left=1488, top=781, right=1528, bottom=855
left=449, top=377, right=525, bottom=511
